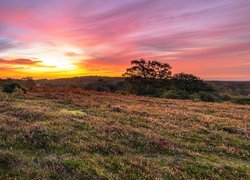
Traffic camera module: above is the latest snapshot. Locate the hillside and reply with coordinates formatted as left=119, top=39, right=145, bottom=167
left=0, top=90, right=249, bottom=179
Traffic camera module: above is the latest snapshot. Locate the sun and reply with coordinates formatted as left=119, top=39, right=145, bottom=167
left=36, top=52, right=77, bottom=71
left=40, top=55, right=76, bottom=70
left=28, top=44, right=84, bottom=70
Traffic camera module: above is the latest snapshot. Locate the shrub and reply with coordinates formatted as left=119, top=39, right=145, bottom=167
left=218, top=94, right=231, bottom=101
left=231, top=97, right=250, bottom=105
left=2, top=82, right=26, bottom=94
left=161, top=90, right=190, bottom=99
left=190, top=92, right=220, bottom=102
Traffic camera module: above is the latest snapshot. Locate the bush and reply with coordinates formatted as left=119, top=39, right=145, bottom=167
left=219, top=94, right=231, bottom=101
left=161, top=90, right=190, bottom=99
left=231, top=97, right=250, bottom=105
left=190, top=92, right=220, bottom=102
left=2, top=82, right=26, bottom=94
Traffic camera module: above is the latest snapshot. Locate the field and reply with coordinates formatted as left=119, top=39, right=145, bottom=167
left=0, top=90, right=249, bottom=179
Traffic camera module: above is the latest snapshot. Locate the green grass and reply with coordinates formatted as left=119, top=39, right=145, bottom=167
left=0, top=91, right=249, bottom=179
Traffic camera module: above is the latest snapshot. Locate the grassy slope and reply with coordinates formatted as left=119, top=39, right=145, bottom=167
left=0, top=91, right=249, bottom=179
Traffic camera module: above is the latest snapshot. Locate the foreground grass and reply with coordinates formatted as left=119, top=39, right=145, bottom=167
left=0, top=91, right=249, bottom=179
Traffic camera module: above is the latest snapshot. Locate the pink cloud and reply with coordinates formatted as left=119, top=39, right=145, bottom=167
left=0, top=0, right=250, bottom=79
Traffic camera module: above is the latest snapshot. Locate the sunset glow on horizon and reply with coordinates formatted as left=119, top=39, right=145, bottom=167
left=1, top=0, right=250, bottom=80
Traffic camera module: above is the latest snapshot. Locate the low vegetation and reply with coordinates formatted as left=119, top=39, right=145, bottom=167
left=0, top=90, right=249, bottom=178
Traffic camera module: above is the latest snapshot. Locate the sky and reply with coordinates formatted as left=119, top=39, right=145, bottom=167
left=0, top=0, right=250, bottom=80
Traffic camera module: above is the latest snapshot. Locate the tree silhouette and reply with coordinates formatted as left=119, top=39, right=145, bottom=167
left=123, top=59, right=172, bottom=79
left=123, top=59, right=172, bottom=96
